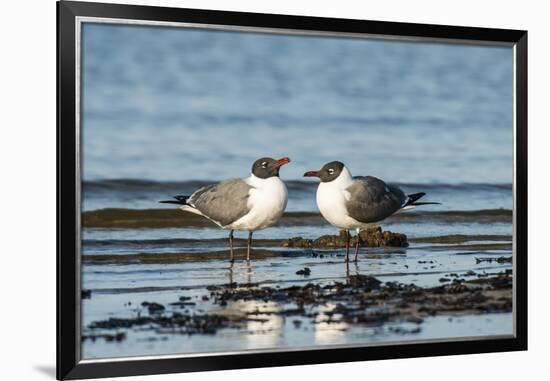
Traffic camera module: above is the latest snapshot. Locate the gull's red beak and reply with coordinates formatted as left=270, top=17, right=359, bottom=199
left=273, top=157, right=291, bottom=168
left=303, top=170, right=320, bottom=177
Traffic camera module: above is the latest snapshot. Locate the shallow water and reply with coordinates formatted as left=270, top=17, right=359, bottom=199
left=79, top=23, right=514, bottom=359
left=81, top=204, right=513, bottom=360
left=81, top=243, right=513, bottom=359
left=81, top=214, right=513, bottom=359
left=83, top=292, right=512, bottom=360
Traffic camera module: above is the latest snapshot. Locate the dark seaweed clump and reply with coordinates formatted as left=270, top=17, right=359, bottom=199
left=85, top=272, right=512, bottom=343
left=141, top=301, right=165, bottom=314
left=282, top=226, right=408, bottom=248
left=82, top=332, right=126, bottom=342
left=209, top=273, right=512, bottom=327
left=296, top=267, right=311, bottom=276
left=87, top=313, right=244, bottom=336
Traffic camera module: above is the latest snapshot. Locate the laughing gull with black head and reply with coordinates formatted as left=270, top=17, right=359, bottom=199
left=304, top=161, right=439, bottom=262
left=160, top=157, right=291, bottom=262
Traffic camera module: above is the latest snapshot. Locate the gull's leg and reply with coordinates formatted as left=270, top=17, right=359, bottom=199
left=247, top=231, right=253, bottom=261
left=354, top=228, right=361, bottom=262
left=344, top=230, right=350, bottom=262
left=228, top=230, right=235, bottom=262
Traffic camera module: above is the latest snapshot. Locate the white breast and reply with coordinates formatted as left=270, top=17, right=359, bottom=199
left=229, top=175, right=288, bottom=231
left=316, top=167, right=362, bottom=230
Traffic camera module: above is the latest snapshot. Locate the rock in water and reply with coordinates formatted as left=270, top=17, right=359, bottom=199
left=282, top=236, right=313, bottom=248
left=358, top=226, right=408, bottom=247
left=282, top=226, right=408, bottom=248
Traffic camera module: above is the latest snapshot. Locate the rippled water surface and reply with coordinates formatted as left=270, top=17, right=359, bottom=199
left=81, top=23, right=513, bottom=184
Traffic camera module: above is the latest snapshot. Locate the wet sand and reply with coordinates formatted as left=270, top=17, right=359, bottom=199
left=81, top=226, right=513, bottom=359
left=83, top=208, right=512, bottom=228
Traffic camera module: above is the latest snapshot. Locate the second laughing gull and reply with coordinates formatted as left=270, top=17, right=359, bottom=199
left=304, top=161, right=439, bottom=262
left=160, top=157, right=291, bottom=262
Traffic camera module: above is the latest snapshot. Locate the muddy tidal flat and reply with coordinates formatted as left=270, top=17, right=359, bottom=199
left=81, top=203, right=513, bottom=360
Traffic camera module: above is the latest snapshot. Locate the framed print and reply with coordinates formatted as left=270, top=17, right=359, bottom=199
left=57, top=1, right=527, bottom=379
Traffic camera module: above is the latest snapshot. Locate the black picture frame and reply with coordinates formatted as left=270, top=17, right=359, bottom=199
left=57, top=1, right=527, bottom=379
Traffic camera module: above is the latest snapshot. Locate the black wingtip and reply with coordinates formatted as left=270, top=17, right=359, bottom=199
left=159, top=195, right=190, bottom=205
left=405, top=192, right=426, bottom=206
left=159, top=200, right=185, bottom=205
left=405, top=192, right=440, bottom=207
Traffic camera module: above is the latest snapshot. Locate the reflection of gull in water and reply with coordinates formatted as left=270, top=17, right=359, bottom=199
left=242, top=301, right=283, bottom=348
left=219, top=300, right=283, bottom=348
left=314, top=303, right=349, bottom=345
left=222, top=263, right=284, bottom=347
left=345, top=262, right=360, bottom=278
left=230, top=300, right=284, bottom=348
left=227, top=262, right=253, bottom=285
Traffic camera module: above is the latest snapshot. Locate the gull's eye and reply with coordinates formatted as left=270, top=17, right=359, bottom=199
left=328, top=168, right=335, bottom=174
left=261, top=162, right=267, bottom=168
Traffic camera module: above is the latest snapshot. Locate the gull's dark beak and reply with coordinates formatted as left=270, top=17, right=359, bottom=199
left=273, top=157, right=291, bottom=168
left=303, top=170, right=320, bottom=177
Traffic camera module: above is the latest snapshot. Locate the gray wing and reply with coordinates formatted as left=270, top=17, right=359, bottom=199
left=187, top=179, right=252, bottom=226
left=345, top=176, right=407, bottom=223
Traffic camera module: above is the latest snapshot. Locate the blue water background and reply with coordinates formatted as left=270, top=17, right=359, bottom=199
left=81, top=23, right=513, bottom=187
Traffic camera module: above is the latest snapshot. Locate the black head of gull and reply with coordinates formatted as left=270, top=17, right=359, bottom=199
left=252, top=157, right=291, bottom=179
left=303, top=160, right=345, bottom=182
